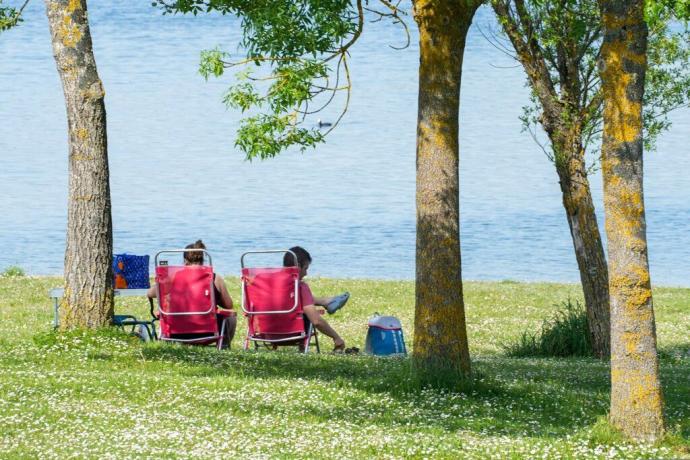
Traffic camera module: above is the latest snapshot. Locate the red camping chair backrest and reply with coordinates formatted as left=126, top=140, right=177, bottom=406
left=156, top=265, right=217, bottom=337
left=242, top=266, right=304, bottom=336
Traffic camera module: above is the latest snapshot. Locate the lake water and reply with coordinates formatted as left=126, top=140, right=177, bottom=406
left=1, top=2, right=689, bottom=285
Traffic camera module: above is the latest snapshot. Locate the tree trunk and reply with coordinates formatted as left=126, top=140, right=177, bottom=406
left=45, top=0, right=114, bottom=328
left=490, top=0, right=611, bottom=360
left=554, top=138, right=611, bottom=359
left=599, top=0, right=664, bottom=440
left=412, top=0, right=479, bottom=376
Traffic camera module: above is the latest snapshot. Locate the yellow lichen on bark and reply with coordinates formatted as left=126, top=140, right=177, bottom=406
left=67, top=0, right=81, bottom=13
left=630, top=264, right=651, bottom=286
left=600, top=13, right=646, bottom=144
left=601, top=0, right=664, bottom=440
left=601, top=154, right=619, bottom=178
left=606, top=176, right=643, bottom=215
left=610, top=270, right=651, bottom=305
left=611, top=368, right=663, bottom=410
left=600, top=71, right=642, bottom=143
left=58, top=14, right=82, bottom=48
left=603, top=173, right=645, bottom=248
left=82, top=80, right=105, bottom=100
left=629, top=373, right=664, bottom=411
left=621, top=330, right=642, bottom=354
left=73, top=194, right=96, bottom=201
left=604, top=210, right=635, bottom=242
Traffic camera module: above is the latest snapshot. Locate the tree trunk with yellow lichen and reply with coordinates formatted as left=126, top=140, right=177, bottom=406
left=554, top=136, right=610, bottom=359
left=491, top=0, right=611, bottom=359
left=599, top=0, right=664, bottom=440
left=412, top=0, right=481, bottom=376
left=46, top=0, right=114, bottom=328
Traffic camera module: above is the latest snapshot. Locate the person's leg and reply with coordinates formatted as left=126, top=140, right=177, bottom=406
left=313, top=296, right=332, bottom=306
left=225, top=315, right=237, bottom=345
left=314, top=292, right=350, bottom=315
left=217, top=314, right=237, bottom=349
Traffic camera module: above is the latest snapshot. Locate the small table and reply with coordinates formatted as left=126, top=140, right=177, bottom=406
left=49, top=288, right=150, bottom=328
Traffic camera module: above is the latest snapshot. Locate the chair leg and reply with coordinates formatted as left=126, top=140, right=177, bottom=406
left=217, top=319, right=228, bottom=350
left=304, top=324, right=315, bottom=353
left=314, top=330, right=320, bottom=354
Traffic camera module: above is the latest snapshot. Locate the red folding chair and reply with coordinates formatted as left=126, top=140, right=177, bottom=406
left=154, top=249, right=228, bottom=350
left=241, top=250, right=320, bottom=353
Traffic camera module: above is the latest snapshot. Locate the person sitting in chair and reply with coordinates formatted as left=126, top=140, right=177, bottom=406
left=284, top=246, right=350, bottom=353
left=147, top=240, right=237, bottom=348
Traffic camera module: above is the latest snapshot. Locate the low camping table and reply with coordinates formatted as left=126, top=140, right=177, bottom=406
left=49, top=288, right=150, bottom=328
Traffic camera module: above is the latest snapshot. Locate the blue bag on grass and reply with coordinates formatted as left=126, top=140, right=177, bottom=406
left=113, top=254, right=150, bottom=289
left=364, top=314, right=407, bottom=356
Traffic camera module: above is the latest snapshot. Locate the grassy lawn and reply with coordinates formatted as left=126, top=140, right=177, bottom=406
left=0, top=276, right=688, bottom=459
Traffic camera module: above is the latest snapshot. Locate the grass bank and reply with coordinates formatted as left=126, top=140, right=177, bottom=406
left=1, top=276, right=688, bottom=458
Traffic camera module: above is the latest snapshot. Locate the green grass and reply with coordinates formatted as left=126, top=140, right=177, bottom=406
left=1, top=276, right=689, bottom=458
left=1, top=265, right=25, bottom=278
left=505, top=298, right=593, bottom=358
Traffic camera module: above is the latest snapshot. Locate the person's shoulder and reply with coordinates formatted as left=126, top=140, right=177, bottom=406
left=299, top=280, right=313, bottom=293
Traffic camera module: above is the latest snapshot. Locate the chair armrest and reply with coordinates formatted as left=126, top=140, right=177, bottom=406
left=216, top=308, right=237, bottom=317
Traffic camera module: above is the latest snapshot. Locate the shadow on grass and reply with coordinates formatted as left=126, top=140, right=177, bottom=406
left=28, top=329, right=689, bottom=441
left=140, top=343, right=620, bottom=437
left=142, top=342, right=689, bottom=439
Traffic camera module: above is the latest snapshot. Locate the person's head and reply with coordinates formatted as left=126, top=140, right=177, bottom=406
left=283, top=246, right=312, bottom=279
left=183, top=240, right=206, bottom=265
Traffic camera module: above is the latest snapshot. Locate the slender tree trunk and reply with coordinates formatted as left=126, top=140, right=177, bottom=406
left=491, top=0, right=611, bottom=359
left=599, top=0, right=664, bottom=440
left=46, top=0, right=114, bottom=328
left=412, top=0, right=479, bottom=376
left=554, top=138, right=610, bottom=359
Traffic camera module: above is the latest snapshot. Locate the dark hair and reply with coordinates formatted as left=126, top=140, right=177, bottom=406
left=283, top=246, right=311, bottom=268
left=184, top=240, right=206, bottom=265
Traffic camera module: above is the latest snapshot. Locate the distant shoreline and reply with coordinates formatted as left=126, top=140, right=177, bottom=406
left=11, top=274, right=690, bottom=289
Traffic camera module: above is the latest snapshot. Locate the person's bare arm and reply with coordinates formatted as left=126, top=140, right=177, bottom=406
left=303, top=304, right=344, bottom=348
left=215, top=274, right=234, bottom=311
left=147, top=284, right=157, bottom=298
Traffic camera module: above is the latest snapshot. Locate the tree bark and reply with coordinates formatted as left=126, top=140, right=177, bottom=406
left=45, top=0, right=114, bottom=328
left=491, top=0, right=611, bottom=360
left=599, top=0, right=664, bottom=440
left=412, top=0, right=480, bottom=376
left=554, top=136, right=611, bottom=359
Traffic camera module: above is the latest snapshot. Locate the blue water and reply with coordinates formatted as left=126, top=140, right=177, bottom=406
left=1, top=2, right=689, bottom=285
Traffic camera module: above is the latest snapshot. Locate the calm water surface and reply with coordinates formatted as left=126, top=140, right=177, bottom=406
left=1, top=2, right=689, bottom=285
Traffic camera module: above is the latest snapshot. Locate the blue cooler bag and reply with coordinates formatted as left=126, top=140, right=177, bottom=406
left=113, top=254, right=150, bottom=289
left=364, top=314, right=407, bottom=356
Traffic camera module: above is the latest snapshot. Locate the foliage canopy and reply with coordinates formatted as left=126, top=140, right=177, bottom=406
left=493, top=0, right=690, bottom=161
left=155, top=0, right=362, bottom=160
left=154, top=0, right=407, bottom=160
left=0, top=0, right=28, bottom=31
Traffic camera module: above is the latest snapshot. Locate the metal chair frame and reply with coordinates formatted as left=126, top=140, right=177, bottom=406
left=155, top=249, right=227, bottom=350
left=241, top=249, right=320, bottom=353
